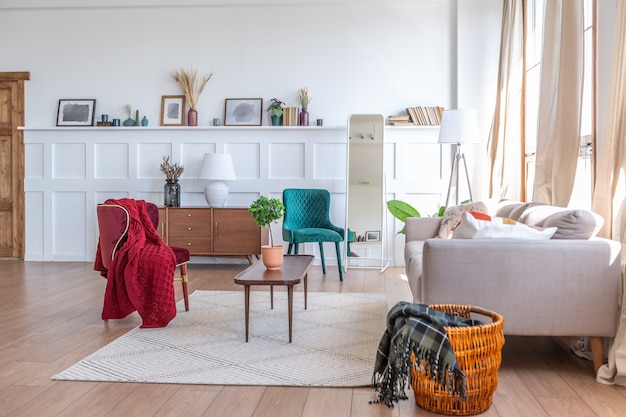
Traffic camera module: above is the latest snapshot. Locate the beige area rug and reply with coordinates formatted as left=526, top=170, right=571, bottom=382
left=53, top=290, right=389, bottom=387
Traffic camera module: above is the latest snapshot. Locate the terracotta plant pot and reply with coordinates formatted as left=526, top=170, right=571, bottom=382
left=261, top=245, right=284, bottom=270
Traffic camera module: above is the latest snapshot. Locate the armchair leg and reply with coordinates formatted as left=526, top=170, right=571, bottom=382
left=335, top=242, right=343, bottom=281
left=589, top=336, right=604, bottom=375
left=287, top=243, right=293, bottom=254
left=318, top=242, right=327, bottom=274
left=179, top=263, right=190, bottom=312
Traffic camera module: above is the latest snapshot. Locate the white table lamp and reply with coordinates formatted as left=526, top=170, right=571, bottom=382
left=198, top=153, right=237, bottom=207
left=438, top=109, right=480, bottom=207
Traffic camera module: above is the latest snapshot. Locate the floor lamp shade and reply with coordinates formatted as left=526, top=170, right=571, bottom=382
left=198, top=153, right=237, bottom=207
left=438, top=109, right=480, bottom=207
left=438, top=109, right=480, bottom=145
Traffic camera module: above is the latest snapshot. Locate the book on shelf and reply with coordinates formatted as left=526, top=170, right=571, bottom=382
left=281, top=107, right=300, bottom=126
left=403, top=106, right=444, bottom=126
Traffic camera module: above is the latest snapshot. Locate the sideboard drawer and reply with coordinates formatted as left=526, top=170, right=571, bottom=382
left=167, top=237, right=211, bottom=253
left=167, top=222, right=210, bottom=237
left=168, top=209, right=212, bottom=223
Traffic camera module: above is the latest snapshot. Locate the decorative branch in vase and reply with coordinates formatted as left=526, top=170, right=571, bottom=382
left=171, top=67, right=213, bottom=126
left=160, top=155, right=184, bottom=207
left=298, top=87, right=311, bottom=126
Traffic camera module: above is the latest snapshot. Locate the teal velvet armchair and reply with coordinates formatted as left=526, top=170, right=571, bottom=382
left=282, top=188, right=344, bottom=281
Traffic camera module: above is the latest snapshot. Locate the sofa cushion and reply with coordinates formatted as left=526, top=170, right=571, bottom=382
left=518, top=205, right=604, bottom=239
left=495, top=201, right=545, bottom=221
left=438, top=201, right=488, bottom=239
left=453, top=211, right=557, bottom=239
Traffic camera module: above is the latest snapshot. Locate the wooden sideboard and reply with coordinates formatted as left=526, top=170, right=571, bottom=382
left=158, top=207, right=268, bottom=263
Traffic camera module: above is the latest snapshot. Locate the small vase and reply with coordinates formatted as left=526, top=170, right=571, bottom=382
left=270, top=115, right=281, bottom=126
left=123, top=117, right=135, bottom=126
left=188, top=108, right=198, bottom=126
left=141, top=116, right=148, bottom=126
left=164, top=179, right=181, bottom=207
left=134, top=110, right=140, bottom=126
left=299, top=108, right=309, bottom=126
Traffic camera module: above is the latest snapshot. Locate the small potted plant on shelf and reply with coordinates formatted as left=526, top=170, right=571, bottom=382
left=249, top=195, right=285, bottom=269
left=267, top=98, right=285, bottom=126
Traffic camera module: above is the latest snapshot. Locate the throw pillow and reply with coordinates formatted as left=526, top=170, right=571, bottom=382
left=438, top=201, right=488, bottom=239
left=452, top=211, right=558, bottom=239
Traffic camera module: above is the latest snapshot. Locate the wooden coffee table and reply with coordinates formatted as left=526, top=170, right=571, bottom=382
left=234, top=254, right=314, bottom=343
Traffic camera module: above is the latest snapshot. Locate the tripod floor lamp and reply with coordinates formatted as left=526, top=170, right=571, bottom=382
left=438, top=109, right=480, bottom=207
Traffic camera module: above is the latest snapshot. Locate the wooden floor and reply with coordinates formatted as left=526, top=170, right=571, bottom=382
left=1, top=259, right=626, bottom=417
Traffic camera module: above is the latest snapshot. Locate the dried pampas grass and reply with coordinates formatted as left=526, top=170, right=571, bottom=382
left=171, top=67, right=213, bottom=109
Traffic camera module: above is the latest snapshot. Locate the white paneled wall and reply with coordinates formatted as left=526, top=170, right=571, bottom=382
left=23, top=125, right=446, bottom=265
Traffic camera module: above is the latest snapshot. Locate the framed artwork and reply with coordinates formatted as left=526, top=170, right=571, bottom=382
left=56, top=99, right=96, bottom=126
left=161, top=95, right=186, bottom=126
left=365, top=231, right=380, bottom=242
left=224, top=98, right=263, bottom=126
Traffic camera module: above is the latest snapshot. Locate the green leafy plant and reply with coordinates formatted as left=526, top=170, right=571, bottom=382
left=386, top=200, right=452, bottom=234
left=249, top=196, right=285, bottom=246
left=267, top=98, right=285, bottom=117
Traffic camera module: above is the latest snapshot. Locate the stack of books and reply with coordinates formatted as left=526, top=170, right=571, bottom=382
left=282, top=107, right=300, bottom=126
left=387, top=114, right=412, bottom=125
left=405, top=106, right=444, bottom=126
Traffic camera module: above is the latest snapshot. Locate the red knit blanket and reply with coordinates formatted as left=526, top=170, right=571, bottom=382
left=94, top=198, right=177, bottom=328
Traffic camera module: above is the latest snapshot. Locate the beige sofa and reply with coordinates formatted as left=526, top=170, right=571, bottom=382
left=404, top=201, right=622, bottom=373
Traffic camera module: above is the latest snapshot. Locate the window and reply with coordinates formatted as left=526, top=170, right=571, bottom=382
left=523, top=0, right=595, bottom=209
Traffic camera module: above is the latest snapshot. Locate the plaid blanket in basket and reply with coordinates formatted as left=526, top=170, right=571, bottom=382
left=371, top=302, right=483, bottom=408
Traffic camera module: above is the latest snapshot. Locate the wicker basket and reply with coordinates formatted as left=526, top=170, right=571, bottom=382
left=410, top=304, right=505, bottom=416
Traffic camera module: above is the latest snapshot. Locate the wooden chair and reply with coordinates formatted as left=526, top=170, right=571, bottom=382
left=96, top=201, right=190, bottom=311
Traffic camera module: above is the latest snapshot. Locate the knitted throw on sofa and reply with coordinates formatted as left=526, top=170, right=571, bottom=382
left=94, top=198, right=177, bottom=328
left=371, top=302, right=482, bottom=408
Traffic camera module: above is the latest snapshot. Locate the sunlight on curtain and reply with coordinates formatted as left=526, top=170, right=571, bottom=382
left=487, top=0, right=524, bottom=201
left=592, top=1, right=626, bottom=243
left=532, top=0, right=584, bottom=206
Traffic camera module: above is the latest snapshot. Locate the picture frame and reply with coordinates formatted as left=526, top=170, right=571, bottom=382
left=161, top=95, right=186, bottom=126
left=224, top=98, right=263, bottom=126
left=56, top=99, right=96, bottom=126
left=365, top=231, right=380, bottom=242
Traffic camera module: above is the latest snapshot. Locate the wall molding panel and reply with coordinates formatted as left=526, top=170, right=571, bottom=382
left=22, top=126, right=445, bottom=265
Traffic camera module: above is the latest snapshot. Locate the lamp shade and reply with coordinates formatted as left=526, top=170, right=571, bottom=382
left=198, top=153, right=236, bottom=180
left=438, top=109, right=480, bottom=144
left=198, top=153, right=236, bottom=207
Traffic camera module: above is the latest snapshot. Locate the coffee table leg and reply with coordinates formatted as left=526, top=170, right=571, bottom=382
left=243, top=285, right=250, bottom=342
left=288, top=284, right=293, bottom=343
left=270, top=285, right=274, bottom=309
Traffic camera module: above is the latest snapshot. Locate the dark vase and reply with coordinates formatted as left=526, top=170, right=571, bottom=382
left=123, top=117, right=135, bottom=126
left=164, top=179, right=180, bottom=207
left=141, top=116, right=148, bottom=126
left=188, top=108, right=198, bottom=126
left=299, top=108, right=309, bottom=126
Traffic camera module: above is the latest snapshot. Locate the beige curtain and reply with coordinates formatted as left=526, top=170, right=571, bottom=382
left=592, top=2, right=626, bottom=243
left=487, top=0, right=524, bottom=201
left=592, top=1, right=626, bottom=387
left=532, top=0, right=584, bottom=206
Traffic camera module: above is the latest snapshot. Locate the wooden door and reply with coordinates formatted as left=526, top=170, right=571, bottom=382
left=212, top=208, right=262, bottom=255
left=0, top=72, right=29, bottom=258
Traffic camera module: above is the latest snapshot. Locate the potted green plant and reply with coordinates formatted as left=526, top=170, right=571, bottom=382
left=249, top=195, right=285, bottom=269
left=267, top=98, right=285, bottom=126
left=386, top=200, right=447, bottom=234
